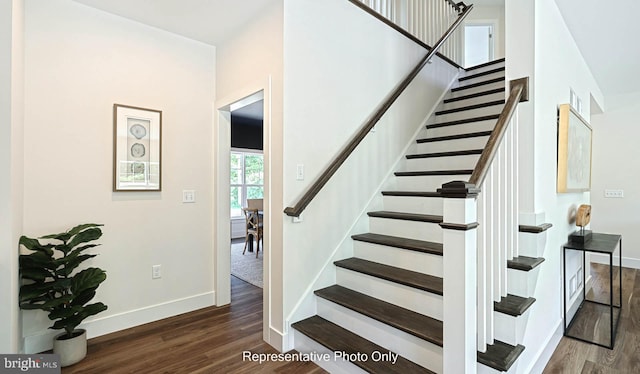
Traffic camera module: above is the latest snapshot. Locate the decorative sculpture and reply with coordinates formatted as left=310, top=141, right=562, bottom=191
left=569, top=204, right=592, bottom=244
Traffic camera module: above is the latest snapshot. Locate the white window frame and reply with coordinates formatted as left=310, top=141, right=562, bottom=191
left=230, top=148, right=264, bottom=218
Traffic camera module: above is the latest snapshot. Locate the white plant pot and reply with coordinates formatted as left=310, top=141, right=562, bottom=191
left=53, top=329, right=87, bottom=367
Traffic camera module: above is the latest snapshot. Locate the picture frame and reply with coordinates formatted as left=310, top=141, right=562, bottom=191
left=557, top=103, right=592, bottom=193
left=113, top=104, right=162, bottom=191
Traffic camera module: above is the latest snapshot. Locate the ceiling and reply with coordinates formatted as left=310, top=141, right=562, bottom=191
left=554, top=0, right=640, bottom=98
left=73, top=0, right=278, bottom=46
left=72, top=0, right=637, bottom=99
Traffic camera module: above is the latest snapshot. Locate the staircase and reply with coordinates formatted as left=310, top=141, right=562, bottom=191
left=292, top=58, right=541, bottom=373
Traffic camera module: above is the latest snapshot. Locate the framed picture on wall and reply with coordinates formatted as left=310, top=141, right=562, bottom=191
left=113, top=104, right=162, bottom=191
left=557, top=103, right=592, bottom=193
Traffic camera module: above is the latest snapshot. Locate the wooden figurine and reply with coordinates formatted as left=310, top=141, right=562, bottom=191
left=570, top=204, right=592, bottom=244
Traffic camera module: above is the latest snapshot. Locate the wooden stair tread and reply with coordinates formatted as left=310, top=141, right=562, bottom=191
left=477, top=340, right=525, bottom=372
left=395, top=169, right=473, bottom=177
left=315, top=285, right=443, bottom=346
left=494, top=294, right=536, bottom=317
left=427, top=114, right=500, bottom=129
left=452, top=77, right=504, bottom=92
left=292, top=315, right=435, bottom=374
left=352, top=233, right=443, bottom=256
left=417, top=130, right=492, bottom=143
left=334, top=258, right=443, bottom=295
left=406, top=149, right=483, bottom=159
left=367, top=211, right=443, bottom=223
left=381, top=190, right=442, bottom=197
left=518, top=223, right=553, bottom=233
left=507, top=256, right=545, bottom=271
left=459, top=66, right=506, bottom=82
left=435, top=100, right=504, bottom=116
left=444, top=88, right=506, bottom=103
left=465, top=58, right=505, bottom=72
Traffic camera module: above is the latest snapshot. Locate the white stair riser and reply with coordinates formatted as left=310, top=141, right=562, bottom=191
left=294, top=330, right=368, bottom=374
left=336, top=268, right=443, bottom=320
left=382, top=195, right=443, bottom=215
left=416, top=136, right=489, bottom=153
left=426, top=119, right=496, bottom=138
left=317, top=298, right=443, bottom=373
left=493, top=309, right=530, bottom=347
left=434, top=104, right=504, bottom=123
left=507, top=267, right=542, bottom=298
left=353, top=241, right=443, bottom=277
left=441, top=91, right=506, bottom=111
left=404, top=154, right=480, bottom=171
left=447, top=81, right=505, bottom=99
left=462, top=61, right=505, bottom=76
left=456, top=71, right=505, bottom=87
left=369, top=217, right=442, bottom=242
left=518, top=233, right=547, bottom=258
left=393, top=174, right=470, bottom=192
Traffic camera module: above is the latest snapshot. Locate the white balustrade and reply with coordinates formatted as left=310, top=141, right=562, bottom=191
left=355, top=0, right=465, bottom=66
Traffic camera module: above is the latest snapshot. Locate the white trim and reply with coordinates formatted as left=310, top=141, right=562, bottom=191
left=214, top=76, right=273, bottom=348
left=589, top=253, right=640, bottom=270
left=524, top=320, right=562, bottom=374
left=23, top=291, right=215, bottom=354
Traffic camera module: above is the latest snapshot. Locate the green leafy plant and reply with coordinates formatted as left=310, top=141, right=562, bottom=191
left=19, top=224, right=108, bottom=339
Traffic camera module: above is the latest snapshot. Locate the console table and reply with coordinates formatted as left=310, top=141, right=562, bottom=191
left=562, top=233, right=622, bottom=349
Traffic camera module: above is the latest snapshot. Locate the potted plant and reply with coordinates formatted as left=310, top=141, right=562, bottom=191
left=19, top=223, right=108, bottom=367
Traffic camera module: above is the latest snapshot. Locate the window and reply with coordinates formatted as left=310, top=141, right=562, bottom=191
left=231, top=150, right=264, bottom=217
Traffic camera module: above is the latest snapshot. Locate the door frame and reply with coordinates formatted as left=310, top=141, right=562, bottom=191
left=213, top=76, right=272, bottom=343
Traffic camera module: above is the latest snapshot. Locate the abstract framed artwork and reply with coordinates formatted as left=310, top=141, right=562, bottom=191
left=557, top=103, right=592, bottom=193
left=113, top=104, right=162, bottom=191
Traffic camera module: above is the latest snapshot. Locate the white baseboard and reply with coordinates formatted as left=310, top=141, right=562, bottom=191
left=525, top=319, right=562, bottom=374
left=23, top=291, right=215, bottom=354
left=268, top=325, right=287, bottom=352
left=589, top=253, right=640, bottom=270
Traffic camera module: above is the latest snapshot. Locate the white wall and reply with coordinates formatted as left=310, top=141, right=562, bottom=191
left=591, top=92, right=640, bottom=268
left=507, top=0, right=604, bottom=371
left=282, top=0, right=458, bottom=348
left=22, top=0, right=215, bottom=352
left=215, top=0, right=284, bottom=349
left=0, top=0, right=25, bottom=354
left=465, top=5, right=506, bottom=60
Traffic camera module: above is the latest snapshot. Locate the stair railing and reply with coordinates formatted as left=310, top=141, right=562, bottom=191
left=284, top=0, right=472, bottom=217
left=351, top=0, right=467, bottom=67
left=438, top=77, right=529, bottom=371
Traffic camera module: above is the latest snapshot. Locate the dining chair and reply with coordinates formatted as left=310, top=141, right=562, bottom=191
left=243, top=199, right=263, bottom=258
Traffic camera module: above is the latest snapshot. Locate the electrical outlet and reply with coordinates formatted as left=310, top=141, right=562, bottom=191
left=183, top=190, right=196, bottom=203
left=577, top=268, right=583, bottom=287
left=152, top=265, right=162, bottom=279
left=296, top=164, right=304, bottom=181
left=569, top=275, right=577, bottom=298
left=604, top=189, right=624, bottom=198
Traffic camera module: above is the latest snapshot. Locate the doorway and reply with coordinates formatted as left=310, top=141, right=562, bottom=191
left=464, top=23, right=495, bottom=67
left=214, top=84, right=271, bottom=343
left=230, top=98, right=264, bottom=288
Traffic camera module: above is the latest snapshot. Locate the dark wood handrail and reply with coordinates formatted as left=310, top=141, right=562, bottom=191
left=347, top=0, right=464, bottom=69
left=284, top=4, right=473, bottom=217
left=468, top=77, right=529, bottom=186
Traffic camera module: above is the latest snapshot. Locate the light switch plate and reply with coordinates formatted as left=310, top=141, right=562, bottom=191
left=183, top=190, right=196, bottom=203
left=296, top=164, right=304, bottom=181
left=604, top=189, right=624, bottom=198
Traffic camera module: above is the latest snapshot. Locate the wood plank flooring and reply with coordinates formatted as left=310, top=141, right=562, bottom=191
left=62, top=276, right=326, bottom=374
left=544, top=264, right=640, bottom=373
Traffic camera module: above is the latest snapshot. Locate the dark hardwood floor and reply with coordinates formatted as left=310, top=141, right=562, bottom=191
left=544, top=264, right=640, bottom=373
left=64, top=263, right=639, bottom=373
left=63, top=276, right=326, bottom=374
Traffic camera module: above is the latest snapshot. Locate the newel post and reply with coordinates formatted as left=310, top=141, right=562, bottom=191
left=438, top=181, right=480, bottom=373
